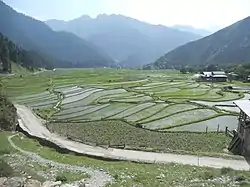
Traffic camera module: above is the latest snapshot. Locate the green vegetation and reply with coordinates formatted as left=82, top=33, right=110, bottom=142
left=0, top=159, right=13, bottom=177
left=11, top=134, right=250, bottom=186
left=0, top=132, right=14, bottom=178
left=56, top=172, right=89, bottom=183
left=0, top=33, right=52, bottom=73
left=150, top=17, right=250, bottom=70
left=35, top=107, right=58, bottom=120
left=0, top=64, right=249, bottom=185
left=0, top=1, right=113, bottom=69
left=0, top=132, right=90, bottom=183
left=47, top=120, right=230, bottom=155
left=0, top=82, right=17, bottom=131
left=2, top=69, right=246, bottom=156
left=55, top=174, right=67, bottom=183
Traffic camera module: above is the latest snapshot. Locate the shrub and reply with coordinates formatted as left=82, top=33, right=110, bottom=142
left=114, top=174, right=119, bottom=180
left=235, top=175, right=246, bottom=182
left=238, top=181, right=250, bottom=186
left=56, top=174, right=67, bottom=182
left=202, top=171, right=215, bottom=180
left=0, top=148, right=11, bottom=155
left=0, top=90, right=17, bottom=131
left=0, top=159, right=13, bottom=177
left=136, top=124, right=143, bottom=128
left=220, top=167, right=232, bottom=175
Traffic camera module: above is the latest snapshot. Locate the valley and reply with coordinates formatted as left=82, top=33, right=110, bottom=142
left=1, top=0, right=250, bottom=186
left=2, top=69, right=250, bottom=186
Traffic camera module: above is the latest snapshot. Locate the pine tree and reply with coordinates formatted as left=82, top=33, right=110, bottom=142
left=1, top=43, right=10, bottom=73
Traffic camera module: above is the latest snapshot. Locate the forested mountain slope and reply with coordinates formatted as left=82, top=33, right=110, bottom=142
left=151, top=16, right=250, bottom=69
left=0, top=1, right=114, bottom=68
left=0, top=33, right=53, bottom=73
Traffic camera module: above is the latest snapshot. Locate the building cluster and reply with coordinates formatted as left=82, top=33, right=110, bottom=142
left=193, top=71, right=241, bottom=82
left=200, top=71, right=228, bottom=82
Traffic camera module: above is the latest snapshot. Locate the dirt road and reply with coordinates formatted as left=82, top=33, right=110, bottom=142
left=16, top=104, right=250, bottom=171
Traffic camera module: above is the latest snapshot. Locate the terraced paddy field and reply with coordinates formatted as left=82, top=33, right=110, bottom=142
left=3, top=68, right=250, bottom=155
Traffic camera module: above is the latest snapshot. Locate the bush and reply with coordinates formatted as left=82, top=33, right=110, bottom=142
left=235, top=175, right=246, bottom=182
left=201, top=171, right=215, bottom=180
left=0, top=90, right=17, bottom=131
left=220, top=167, right=232, bottom=175
left=56, top=174, right=67, bottom=182
left=0, top=148, right=11, bottom=155
left=114, top=174, right=119, bottom=180
left=238, top=181, right=250, bottom=186
left=136, top=124, right=143, bottom=128
left=0, top=159, right=13, bottom=177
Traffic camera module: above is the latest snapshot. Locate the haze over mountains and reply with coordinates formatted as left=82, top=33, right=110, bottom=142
left=45, top=14, right=201, bottom=67
left=0, top=0, right=114, bottom=68
left=1, top=0, right=250, bottom=70
left=152, top=16, right=250, bottom=69
left=172, top=25, right=212, bottom=37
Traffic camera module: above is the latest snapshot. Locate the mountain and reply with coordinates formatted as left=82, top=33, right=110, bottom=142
left=0, top=1, right=114, bottom=68
left=46, top=14, right=201, bottom=67
left=0, top=32, right=54, bottom=73
left=151, top=16, right=250, bottom=69
left=172, top=25, right=212, bottom=36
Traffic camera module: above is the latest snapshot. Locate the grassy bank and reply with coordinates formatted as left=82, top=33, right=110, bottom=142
left=10, top=133, right=250, bottom=187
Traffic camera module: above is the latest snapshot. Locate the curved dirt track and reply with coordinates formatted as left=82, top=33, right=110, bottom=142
left=16, top=104, right=250, bottom=171
left=8, top=134, right=113, bottom=187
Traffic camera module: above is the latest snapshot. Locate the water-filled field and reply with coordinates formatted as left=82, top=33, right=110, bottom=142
left=5, top=69, right=250, bottom=154
left=10, top=69, right=248, bottom=131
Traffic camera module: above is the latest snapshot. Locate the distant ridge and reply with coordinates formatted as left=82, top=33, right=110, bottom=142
left=46, top=14, right=201, bottom=67
left=0, top=1, right=114, bottom=68
left=151, top=16, right=250, bottom=69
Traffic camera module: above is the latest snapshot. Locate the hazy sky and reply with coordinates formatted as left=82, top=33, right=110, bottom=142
left=3, top=0, right=250, bottom=31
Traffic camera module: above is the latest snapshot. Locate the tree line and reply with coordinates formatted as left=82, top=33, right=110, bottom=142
left=0, top=32, right=53, bottom=73
left=0, top=80, right=17, bottom=131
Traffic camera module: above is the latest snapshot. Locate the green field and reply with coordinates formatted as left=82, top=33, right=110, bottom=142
left=2, top=68, right=250, bottom=155
left=6, top=133, right=250, bottom=187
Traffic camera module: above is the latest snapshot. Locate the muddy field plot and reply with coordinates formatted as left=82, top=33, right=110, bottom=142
left=10, top=69, right=250, bottom=154
left=31, top=77, right=245, bottom=132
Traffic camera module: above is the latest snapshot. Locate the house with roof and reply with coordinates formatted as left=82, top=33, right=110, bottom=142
left=228, top=72, right=239, bottom=81
left=229, top=100, right=250, bottom=155
left=200, top=71, right=227, bottom=82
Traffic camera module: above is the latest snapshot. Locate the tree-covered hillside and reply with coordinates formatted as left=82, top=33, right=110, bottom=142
left=0, top=33, right=53, bottom=73
left=151, top=16, right=250, bottom=69
left=0, top=81, right=17, bottom=131
left=0, top=1, right=114, bottom=68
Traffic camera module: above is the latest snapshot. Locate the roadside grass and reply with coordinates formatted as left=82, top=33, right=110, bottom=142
left=0, top=132, right=15, bottom=155
left=56, top=172, right=90, bottom=183
left=11, top=133, right=250, bottom=187
left=0, top=132, right=89, bottom=183
left=47, top=120, right=231, bottom=155
left=34, top=107, right=59, bottom=120
left=11, top=62, right=29, bottom=75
